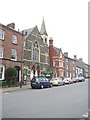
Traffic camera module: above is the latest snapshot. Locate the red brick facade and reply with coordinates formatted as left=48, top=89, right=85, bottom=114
left=49, top=38, right=65, bottom=78
left=0, top=23, right=24, bottom=82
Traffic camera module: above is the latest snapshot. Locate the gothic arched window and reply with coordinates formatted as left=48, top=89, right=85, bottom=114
left=32, top=41, right=39, bottom=62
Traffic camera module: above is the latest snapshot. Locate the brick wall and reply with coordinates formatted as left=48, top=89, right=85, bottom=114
left=0, top=24, right=24, bottom=82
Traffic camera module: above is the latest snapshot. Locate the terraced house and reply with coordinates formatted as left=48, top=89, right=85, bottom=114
left=0, top=23, right=24, bottom=82
left=22, top=19, right=50, bottom=80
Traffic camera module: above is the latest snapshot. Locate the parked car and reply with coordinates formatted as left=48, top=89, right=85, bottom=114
left=72, top=78, right=79, bottom=83
left=30, top=77, right=52, bottom=89
left=50, top=78, right=64, bottom=86
left=63, top=77, right=73, bottom=84
left=78, top=76, right=85, bottom=82
left=63, top=78, right=70, bottom=84
left=67, top=78, right=73, bottom=84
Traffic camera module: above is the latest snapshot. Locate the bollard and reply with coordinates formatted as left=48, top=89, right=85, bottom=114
left=20, top=82, right=22, bottom=88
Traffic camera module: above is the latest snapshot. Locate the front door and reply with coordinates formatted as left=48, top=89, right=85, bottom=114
left=15, top=66, right=20, bottom=82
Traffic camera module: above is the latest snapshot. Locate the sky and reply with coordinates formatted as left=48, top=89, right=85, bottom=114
left=0, top=0, right=89, bottom=64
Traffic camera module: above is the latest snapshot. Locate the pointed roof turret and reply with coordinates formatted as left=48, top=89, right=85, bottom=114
left=40, top=17, right=48, bottom=36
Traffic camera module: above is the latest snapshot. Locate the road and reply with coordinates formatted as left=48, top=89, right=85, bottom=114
left=2, top=79, right=88, bottom=118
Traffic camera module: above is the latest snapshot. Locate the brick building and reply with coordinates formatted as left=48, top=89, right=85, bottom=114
left=0, top=23, right=24, bottom=82
left=74, top=55, right=90, bottom=78
left=64, top=53, right=76, bottom=78
left=22, top=19, right=50, bottom=80
left=49, top=38, right=65, bottom=78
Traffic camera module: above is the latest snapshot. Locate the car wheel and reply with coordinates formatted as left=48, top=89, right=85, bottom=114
left=32, top=87, right=35, bottom=89
left=40, top=84, right=44, bottom=89
left=50, top=84, right=52, bottom=87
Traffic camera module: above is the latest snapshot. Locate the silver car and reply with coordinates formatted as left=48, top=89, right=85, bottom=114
left=50, top=78, right=64, bottom=86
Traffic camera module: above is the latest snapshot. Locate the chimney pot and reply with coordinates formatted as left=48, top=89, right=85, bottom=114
left=7, top=23, right=15, bottom=29
left=74, top=55, right=77, bottom=59
left=49, top=37, right=53, bottom=46
left=64, top=52, right=68, bottom=57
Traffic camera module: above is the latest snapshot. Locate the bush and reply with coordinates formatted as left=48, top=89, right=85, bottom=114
left=2, top=81, right=7, bottom=86
left=6, top=67, right=17, bottom=86
left=16, top=83, right=19, bottom=87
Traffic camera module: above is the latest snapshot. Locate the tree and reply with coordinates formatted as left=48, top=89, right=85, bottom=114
left=6, top=67, right=17, bottom=86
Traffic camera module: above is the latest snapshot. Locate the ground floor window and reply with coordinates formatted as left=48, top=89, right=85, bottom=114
left=59, top=70, right=63, bottom=77
left=0, top=65, right=5, bottom=80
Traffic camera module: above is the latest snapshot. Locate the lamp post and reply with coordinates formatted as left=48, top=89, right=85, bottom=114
left=20, top=31, right=24, bottom=88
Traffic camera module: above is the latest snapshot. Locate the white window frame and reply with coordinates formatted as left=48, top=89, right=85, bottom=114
left=66, top=58, right=68, bottom=62
left=67, top=65, right=68, bottom=69
left=11, top=49, right=17, bottom=60
left=67, top=72, right=68, bottom=77
left=12, top=35, right=17, bottom=44
left=59, top=61, right=63, bottom=67
left=0, top=65, right=5, bottom=80
left=0, top=29, right=4, bottom=40
left=59, top=70, right=63, bottom=77
left=0, top=46, right=4, bottom=58
left=53, top=60, right=56, bottom=67
left=60, top=53, right=62, bottom=58
left=73, top=66, right=75, bottom=70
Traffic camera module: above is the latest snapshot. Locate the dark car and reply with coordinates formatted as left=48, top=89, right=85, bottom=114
left=30, top=77, right=52, bottom=89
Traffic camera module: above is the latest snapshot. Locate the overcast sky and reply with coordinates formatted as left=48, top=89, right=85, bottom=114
left=0, top=0, right=88, bottom=64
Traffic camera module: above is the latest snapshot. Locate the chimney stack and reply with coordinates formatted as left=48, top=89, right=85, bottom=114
left=74, top=55, right=77, bottom=60
left=49, top=37, right=53, bottom=46
left=79, top=58, right=83, bottom=62
left=7, top=23, right=15, bottom=29
left=64, top=52, right=68, bottom=57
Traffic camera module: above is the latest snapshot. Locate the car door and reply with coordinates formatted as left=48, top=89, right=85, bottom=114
left=45, top=78, right=49, bottom=87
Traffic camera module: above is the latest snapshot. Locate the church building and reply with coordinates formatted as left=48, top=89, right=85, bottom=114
left=22, top=19, right=50, bottom=80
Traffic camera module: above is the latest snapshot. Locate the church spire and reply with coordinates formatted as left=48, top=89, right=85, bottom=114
left=40, top=17, right=48, bottom=36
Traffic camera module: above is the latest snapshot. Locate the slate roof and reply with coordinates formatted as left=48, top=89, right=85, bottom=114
left=40, top=18, right=48, bottom=36
left=0, top=23, right=23, bottom=35
left=53, top=46, right=62, bottom=55
left=21, top=27, right=34, bottom=38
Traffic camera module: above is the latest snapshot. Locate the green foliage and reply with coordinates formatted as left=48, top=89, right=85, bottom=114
left=6, top=67, right=17, bottom=86
left=6, top=67, right=17, bottom=78
left=16, top=83, right=19, bottom=87
left=2, top=81, right=7, bottom=86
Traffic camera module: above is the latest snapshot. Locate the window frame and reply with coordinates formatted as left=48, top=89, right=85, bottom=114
left=0, top=29, right=5, bottom=40
left=0, top=65, right=5, bottom=80
left=11, top=49, right=17, bottom=60
left=0, top=46, right=4, bottom=58
left=12, top=34, right=17, bottom=44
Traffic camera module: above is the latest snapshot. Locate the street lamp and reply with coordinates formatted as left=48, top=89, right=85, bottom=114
left=20, top=31, right=24, bottom=88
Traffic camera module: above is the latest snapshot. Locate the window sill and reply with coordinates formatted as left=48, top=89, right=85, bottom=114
left=0, top=39, right=4, bottom=41
left=12, top=43, right=17, bottom=45
left=11, top=59, right=17, bottom=61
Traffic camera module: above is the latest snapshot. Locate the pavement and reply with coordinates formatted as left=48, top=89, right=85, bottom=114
left=0, top=82, right=31, bottom=94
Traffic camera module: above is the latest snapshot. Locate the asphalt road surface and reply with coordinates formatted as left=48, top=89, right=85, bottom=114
left=2, top=79, right=88, bottom=118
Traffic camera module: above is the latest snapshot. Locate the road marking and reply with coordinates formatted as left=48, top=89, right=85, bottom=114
left=82, top=112, right=88, bottom=118
left=4, top=92, right=11, bottom=95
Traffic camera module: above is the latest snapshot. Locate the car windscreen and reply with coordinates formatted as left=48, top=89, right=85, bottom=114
left=64, top=78, right=67, bottom=80
left=51, top=78, right=56, bottom=81
left=31, top=78, right=38, bottom=82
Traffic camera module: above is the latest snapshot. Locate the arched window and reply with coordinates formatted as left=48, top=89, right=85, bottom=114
left=32, top=41, right=39, bottom=62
